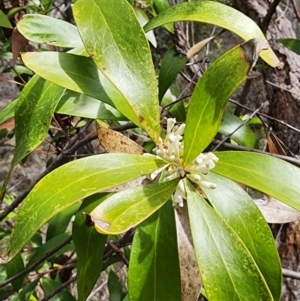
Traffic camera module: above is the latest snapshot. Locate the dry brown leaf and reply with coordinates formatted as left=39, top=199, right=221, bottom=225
left=97, top=126, right=143, bottom=155
left=175, top=206, right=201, bottom=301
left=11, top=27, right=28, bottom=66
left=254, top=197, right=300, bottom=223
left=0, top=118, right=15, bottom=130
left=186, top=35, right=217, bottom=59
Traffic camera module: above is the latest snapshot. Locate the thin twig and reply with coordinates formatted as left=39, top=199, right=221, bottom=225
left=106, top=241, right=129, bottom=266
left=282, top=268, right=300, bottom=280
left=212, top=140, right=300, bottom=166
left=0, top=236, right=72, bottom=288
left=291, top=0, right=300, bottom=21
left=261, top=0, right=282, bottom=32
left=41, top=276, right=77, bottom=301
left=212, top=101, right=269, bottom=151
left=229, top=98, right=300, bottom=134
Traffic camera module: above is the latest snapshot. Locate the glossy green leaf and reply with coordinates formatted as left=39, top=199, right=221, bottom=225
left=0, top=99, right=16, bottom=125
left=90, top=180, right=178, bottom=235
left=5, top=253, right=24, bottom=291
left=153, top=0, right=173, bottom=33
left=277, top=38, right=300, bottom=55
left=13, top=76, right=65, bottom=165
left=0, top=11, right=12, bottom=29
left=22, top=52, right=117, bottom=106
left=219, top=111, right=257, bottom=148
left=128, top=201, right=181, bottom=301
left=42, top=278, right=75, bottom=301
left=159, top=45, right=187, bottom=101
left=144, top=1, right=280, bottom=68
left=73, top=194, right=108, bottom=301
left=17, top=14, right=82, bottom=48
left=46, top=202, right=80, bottom=241
left=202, top=172, right=281, bottom=301
left=108, top=270, right=123, bottom=301
left=184, top=180, right=273, bottom=301
left=5, top=154, right=166, bottom=261
left=183, top=44, right=249, bottom=165
left=213, top=151, right=300, bottom=211
left=56, top=90, right=126, bottom=121
left=73, top=0, right=160, bottom=142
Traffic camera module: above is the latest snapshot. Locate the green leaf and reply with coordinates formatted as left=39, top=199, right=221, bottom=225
left=22, top=52, right=117, bottom=106
left=213, top=151, right=300, bottom=211
left=46, top=202, right=80, bottom=241
left=73, top=194, right=108, bottom=301
left=73, top=0, right=161, bottom=142
left=17, top=14, right=83, bottom=48
left=56, top=90, right=126, bottom=121
left=5, top=253, right=25, bottom=291
left=183, top=44, right=250, bottom=165
left=144, top=1, right=280, bottom=68
left=184, top=180, right=273, bottom=301
left=153, top=0, right=173, bottom=33
left=90, top=180, right=178, bottom=235
left=0, top=99, right=16, bottom=125
left=202, top=172, right=281, bottom=301
left=159, top=45, right=187, bottom=101
left=108, top=270, right=123, bottom=301
left=5, top=154, right=166, bottom=261
left=277, top=38, right=300, bottom=55
left=219, top=111, right=257, bottom=148
left=13, top=76, right=65, bottom=165
left=42, top=278, right=76, bottom=301
left=0, top=10, right=12, bottom=29
left=128, top=201, right=181, bottom=301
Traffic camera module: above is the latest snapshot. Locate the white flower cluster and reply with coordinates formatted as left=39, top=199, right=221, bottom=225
left=153, top=118, right=219, bottom=207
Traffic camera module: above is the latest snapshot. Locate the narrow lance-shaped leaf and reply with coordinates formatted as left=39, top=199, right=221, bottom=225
left=158, top=45, right=187, bottom=101
left=0, top=10, right=12, bottom=28
left=184, top=180, right=273, bottom=301
left=17, top=14, right=83, bottom=48
left=22, top=52, right=117, bottom=106
left=128, top=201, right=181, bottom=301
left=90, top=179, right=178, bottom=235
left=144, top=1, right=281, bottom=68
left=13, top=75, right=65, bottom=165
left=5, top=253, right=25, bottom=291
left=73, top=0, right=161, bottom=142
left=277, top=38, right=300, bottom=55
left=4, top=154, right=166, bottom=262
left=212, top=151, right=300, bottom=211
left=73, top=194, right=108, bottom=301
left=202, top=172, right=281, bottom=301
left=184, top=40, right=256, bottom=165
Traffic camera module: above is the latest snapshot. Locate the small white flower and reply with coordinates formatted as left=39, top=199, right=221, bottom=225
left=173, top=179, right=186, bottom=207
left=149, top=118, right=219, bottom=206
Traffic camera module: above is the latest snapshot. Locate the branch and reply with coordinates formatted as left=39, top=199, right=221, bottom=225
left=212, top=139, right=300, bottom=166
left=261, top=0, right=281, bottom=32
left=41, top=276, right=77, bottom=301
left=282, top=268, right=300, bottom=280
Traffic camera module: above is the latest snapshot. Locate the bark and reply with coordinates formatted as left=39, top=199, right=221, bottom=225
left=233, top=1, right=300, bottom=300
